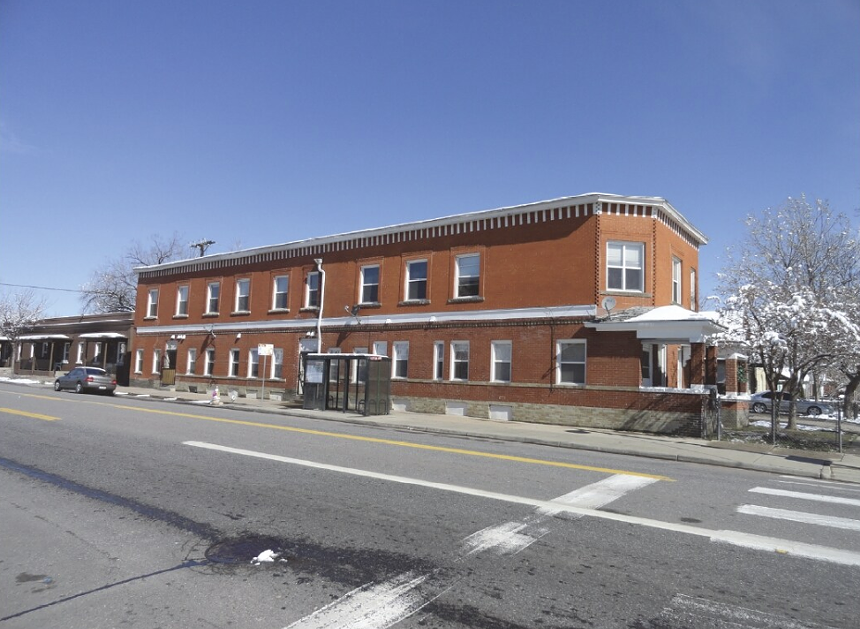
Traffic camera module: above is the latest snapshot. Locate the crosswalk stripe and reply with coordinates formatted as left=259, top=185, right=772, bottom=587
left=661, top=593, right=835, bottom=628
left=750, top=487, right=860, bottom=507
left=738, top=505, right=860, bottom=531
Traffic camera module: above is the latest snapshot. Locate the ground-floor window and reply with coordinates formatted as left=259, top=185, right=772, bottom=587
left=229, top=349, right=240, bottom=377
left=556, top=340, right=586, bottom=385
left=392, top=341, right=409, bottom=378
left=433, top=341, right=444, bottom=380
left=272, top=348, right=284, bottom=379
left=134, top=349, right=144, bottom=374
left=152, top=349, right=161, bottom=374
left=491, top=341, right=512, bottom=382
left=248, top=348, right=259, bottom=378
left=205, top=348, right=215, bottom=376
left=450, top=341, right=469, bottom=381
left=62, top=342, right=70, bottom=364
left=187, top=348, right=197, bottom=374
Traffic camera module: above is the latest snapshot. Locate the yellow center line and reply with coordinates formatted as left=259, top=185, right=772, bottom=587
left=0, top=390, right=672, bottom=481
left=0, top=407, right=61, bottom=421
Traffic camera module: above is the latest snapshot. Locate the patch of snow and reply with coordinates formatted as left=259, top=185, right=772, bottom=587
left=251, top=549, right=282, bottom=565
left=0, top=377, right=43, bottom=385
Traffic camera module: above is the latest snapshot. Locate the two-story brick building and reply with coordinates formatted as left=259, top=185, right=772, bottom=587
left=132, top=193, right=736, bottom=434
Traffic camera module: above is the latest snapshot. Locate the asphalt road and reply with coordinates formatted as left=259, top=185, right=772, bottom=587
left=2, top=382, right=859, bottom=628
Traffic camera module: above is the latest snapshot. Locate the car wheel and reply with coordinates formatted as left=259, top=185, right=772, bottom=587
left=75, top=382, right=84, bottom=394
left=752, top=402, right=767, bottom=414
left=54, top=380, right=61, bottom=391
left=807, top=406, right=822, bottom=416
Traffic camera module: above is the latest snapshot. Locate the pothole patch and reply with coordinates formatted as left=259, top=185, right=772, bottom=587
left=205, top=535, right=287, bottom=565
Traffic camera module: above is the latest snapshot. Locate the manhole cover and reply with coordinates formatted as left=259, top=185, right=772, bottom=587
left=205, top=536, right=284, bottom=564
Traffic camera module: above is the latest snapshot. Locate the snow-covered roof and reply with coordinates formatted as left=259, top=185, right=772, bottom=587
left=586, top=305, right=724, bottom=343
left=625, top=305, right=720, bottom=323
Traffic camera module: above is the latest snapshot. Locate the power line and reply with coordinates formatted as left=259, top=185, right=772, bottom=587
left=0, top=282, right=82, bottom=293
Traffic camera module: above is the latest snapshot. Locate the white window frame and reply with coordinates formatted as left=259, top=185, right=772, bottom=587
left=134, top=348, right=144, bottom=374
left=271, top=348, right=284, bottom=379
left=607, top=242, right=644, bottom=292
left=351, top=347, right=368, bottom=383
left=76, top=342, right=85, bottom=364
left=272, top=275, right=289, bottom=311
left=491, top=341, right=512, bottom=383
left=405, top=259, right=428, bottom=301
left=206, top=281, right=220, bottom=314
left=641, top=344, right=653, bottom=387
left=454, top=254, right=480, bottom=298
left=306, top=271, right=320, bottom=308
left=229, top=348, right=240, bottom=377
left=672, top=257, right=682, bottom=304
left=556, top=340, right=586, bottom=385
left=392, top=341, right=409, bottom=379
left=235, top=278, right=251, bottom=313
left=690, top=268, right=697, bottom=310
left=360, top=265, right=380, bottom=304
left=147, top=289, right=159, bottom=318
left=176, top=285, right=189, bottom=316
left=152, top=349, right=161, bottom=374
left=62, top=342, right=71, bottom=364
left=450, top=341, right=470, bottom=381
left=433, top=341, right=444, bottom=381
left=248, top=348, right=259, bottom=378
left=204, top=348, right=215, bottom=376
left=187, top=348, right=197, bottom=375
left=372, top=341, right=388, bottom=356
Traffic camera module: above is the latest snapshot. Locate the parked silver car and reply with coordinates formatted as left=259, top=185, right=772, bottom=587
left=749, top=391, right=831, bottom=416
left=54, top=367, right=116, bottom=395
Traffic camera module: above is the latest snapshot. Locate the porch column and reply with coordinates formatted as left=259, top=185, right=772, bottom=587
left=725, top=356, right=738, bottom=394
left=705, top=345, right=718, bottom=386
left=689, top=342, right=705, bottom=386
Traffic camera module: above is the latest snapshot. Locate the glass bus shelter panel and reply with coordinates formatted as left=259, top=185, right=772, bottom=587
left=364, top=358, right=391, bottom=416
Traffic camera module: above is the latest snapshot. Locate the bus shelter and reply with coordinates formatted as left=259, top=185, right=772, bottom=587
left=302, top=353, right=391, bottom=416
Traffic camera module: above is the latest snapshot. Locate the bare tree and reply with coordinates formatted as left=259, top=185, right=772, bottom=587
left=80, top=233, right=186, bottom=313
left=0, top=290, right=47, bottom=342
left=717, top=196, right=860, bottom=437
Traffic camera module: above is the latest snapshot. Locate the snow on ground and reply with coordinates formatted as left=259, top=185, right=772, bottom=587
left=0, top=377, right=43, bottom=385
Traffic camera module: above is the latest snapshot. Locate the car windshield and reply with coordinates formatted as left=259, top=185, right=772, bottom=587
left=84, top=368, right=106, bottom=375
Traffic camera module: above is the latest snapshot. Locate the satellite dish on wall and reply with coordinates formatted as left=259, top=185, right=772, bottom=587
left=601, top=296, right=616, bottom=318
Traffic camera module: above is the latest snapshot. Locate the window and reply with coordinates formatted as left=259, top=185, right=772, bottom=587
left=491, top=341, right=512, bottom=383
left=392, top=341, right=409, bottom=379
left=176, top=286, right=189, bottom=316
left=406, top=260, right=428, bottom=301
left=672, top=257, right=682, bottom=304
left=76, top=342, right=84, bottom=364
left=373, top=341, right=388, bottom=356
left=187, top=348, right=197, bottom=374
left=206, top=282, right=220, bottom=314
left=147, top=289, right=159, bottom=317
left=607, top=242, right=644, bottom=292
left=360, top=265, right=380, bottom=304
left=248, top=348, right=259, bottom=378
left=152, top=349, right=161, bottom=374
left=641, top=345, right=652, bottom=387
left=62, top=342, right=70, bottom=364
left=272, top=275, right=289, bottom=310
left=352, top=347, right=368, bottom=383
left=455, top=254, right=480, bottom=298
left=690, top=269, right=697, bottom=310
left=229, top=349, right=240, bottom=377
left=451, top=341, right=469, bottom=381
left=134, top=349, right=144, bottom=374
left=306, top=272, right=320, bottom=308
left=433, top=341, right=444, bottom=380
left=556, top=340, right=586, bottom=385
left=204, top=348, right=215, bottom=376
left=235, top=278, right=250, bottom=312
left=272, top=348, right=284, bottom=379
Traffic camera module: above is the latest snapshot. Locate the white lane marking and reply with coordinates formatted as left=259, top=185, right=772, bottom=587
left=461, top=520, right=549, bottom=556
left=738, top=505, right=860, bottom=531
left=662, top=593, right=833, bottom=628
left=778, top=478, right=860, bottom=494
left=538, top=474, right=657, bottom=514
left=284, top=570, right=451, bottom=629
left=185, top=441, right=860, bottom=566
left=750, top=487, right=860, bottom=507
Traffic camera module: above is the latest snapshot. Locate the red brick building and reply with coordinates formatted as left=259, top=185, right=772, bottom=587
left=132, top=193, right=738, bottom=434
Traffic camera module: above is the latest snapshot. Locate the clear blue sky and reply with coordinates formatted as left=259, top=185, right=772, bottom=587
left=2, top=0, right=858, bottom=317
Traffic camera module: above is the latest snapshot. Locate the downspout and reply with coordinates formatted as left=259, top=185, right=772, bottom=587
left=314, top=258, right=325, bottom=353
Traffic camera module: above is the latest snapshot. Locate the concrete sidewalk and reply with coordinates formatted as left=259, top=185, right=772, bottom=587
left=5, top=376, right=860, bottom=484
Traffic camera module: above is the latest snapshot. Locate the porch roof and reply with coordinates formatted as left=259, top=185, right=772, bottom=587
left=18, top=334, right=71, bottom=341
left=585, top=305, right=723, bottom=344
left=78, top=332, right=127, bottom=339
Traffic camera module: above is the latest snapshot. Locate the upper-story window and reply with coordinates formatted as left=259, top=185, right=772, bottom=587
left=176, top=286, right=189, bottom=316
left=455, top=254, right=480, bottom=298
left=146, top=289, right=159, bottom=318
left=607, top=242, right=644, bottom=292
left=690, top=268, right=697, bottom=310
left=672, top=257, right=682, bottom=304
left=235, top=278, right=251, bottom=312
left=306, top=271, right=320, bottom=308
left=272, top=275, right=289, bottom=310
left=206, top=282, right=220, bottom=314
left=406, top=260, right=428, bottom=301
left=360, top=265, right=380, bottom=304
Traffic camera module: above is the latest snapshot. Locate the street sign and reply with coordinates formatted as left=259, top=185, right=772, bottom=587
left=258, top=343, right=274, bottom=356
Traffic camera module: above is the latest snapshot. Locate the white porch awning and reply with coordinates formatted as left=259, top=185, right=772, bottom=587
left=78, top=332, right=127, bottom=339
left=585, top=305, right=724, bottom=344
left=18, top=334, right=71, bottom=341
